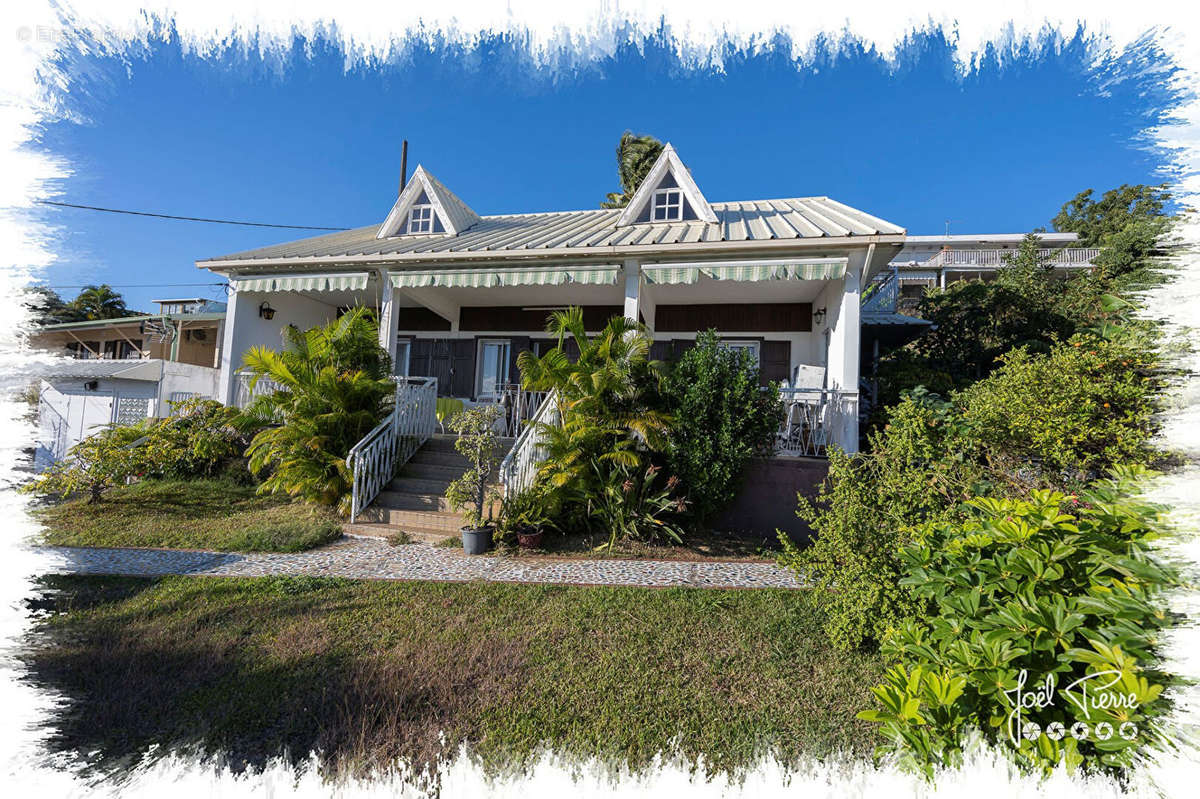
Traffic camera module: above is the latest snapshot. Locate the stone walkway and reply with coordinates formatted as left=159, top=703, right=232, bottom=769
left=35, top=535, right=803, bottom=590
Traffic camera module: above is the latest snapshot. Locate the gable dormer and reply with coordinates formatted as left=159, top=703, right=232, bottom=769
left=616, top=143, right=717, bottom=227
left=376, top=165, right=481, bottom=239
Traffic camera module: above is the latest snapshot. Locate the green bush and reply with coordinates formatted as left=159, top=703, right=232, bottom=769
left=859, top=469, right=1181, bottom=779
left=662, top=330, right=782, bottom=524
left=239, top=307, right=394, bottom=514
left=26, top=398, right=254, bottom=503
left=958, top=335, right=1162, bottom=478
left=777, top=390, right=997, bottom=650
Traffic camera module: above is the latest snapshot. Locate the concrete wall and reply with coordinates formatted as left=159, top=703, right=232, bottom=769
left=710, top=456, right=829, bottom=543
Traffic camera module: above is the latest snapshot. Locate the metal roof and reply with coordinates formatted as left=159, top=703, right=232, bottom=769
left=199, top=196, right=905, bottom=266
left=35, top=312, right=225, bottom=332
left=36, top=359, right=165, bottom=381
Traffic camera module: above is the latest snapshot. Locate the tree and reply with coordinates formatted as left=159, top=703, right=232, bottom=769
left=600, top=131, right=664, bottom=208
left=1052, top=184, right=1173, bottom=289
left=25, top=287, right=82, bottom=325
left=238, top=307, right=394, bottom=513
left=662, top=330, right=783, bottom=523
left=69, top=284, right=131, bottom=320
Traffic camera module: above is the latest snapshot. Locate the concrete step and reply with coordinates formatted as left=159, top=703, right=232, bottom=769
left=373, top=490, right=456, bottom=512
left=398, top=462, right=469, bottom=483
left=355, top=505, right=466, bottom=531
left=421, top=434, right=516, bottom=453
left=343, top=521, right=457, bottom=544
left=389, top=476, right=456, bottom=495
left=407, top=450, right=471, bottom=468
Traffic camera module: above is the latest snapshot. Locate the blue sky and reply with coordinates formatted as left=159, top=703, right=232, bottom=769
left=32, top=24, right=1181, bottom=313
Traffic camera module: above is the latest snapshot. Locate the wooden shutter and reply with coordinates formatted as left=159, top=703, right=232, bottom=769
left=449, top=339, right=476, bottom=398
left=649, top=340, right=672, bottom=363
left=671, top=339, right=694, bottom=361
left=410, top=338, right=433, bottom=380
left=760, top=340, right=791, bottom=386
left=508, top=336, right=531, bottom=385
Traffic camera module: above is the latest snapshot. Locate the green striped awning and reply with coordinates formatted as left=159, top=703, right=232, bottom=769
left=391, top=265, right=620, bottom=289
left=642, top=259, right=848, bottom=285
left=233, top=272, right=370, bottom=292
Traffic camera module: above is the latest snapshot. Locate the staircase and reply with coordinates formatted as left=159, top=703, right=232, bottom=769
left=344, top=434, right=512, bottom=542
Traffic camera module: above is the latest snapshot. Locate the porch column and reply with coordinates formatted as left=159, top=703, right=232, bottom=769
left=217, top=285, right=250, bottom=405
left=622, top=259, right=641, bottom=323
left=377, top=269, right=400, bottom=368
left=828, top=245, right=868, bottom=454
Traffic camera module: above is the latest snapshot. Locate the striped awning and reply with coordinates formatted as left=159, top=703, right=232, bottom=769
left=391, top=265, right=620, bottom=289
left=233, top=272, right=370, bottom=292
left=642, top=259, right=848, bottom=285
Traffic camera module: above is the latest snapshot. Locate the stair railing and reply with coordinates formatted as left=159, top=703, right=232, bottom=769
left=498, top=389, right=560, bottom=497
left=346, top=376, right=438, bottom=522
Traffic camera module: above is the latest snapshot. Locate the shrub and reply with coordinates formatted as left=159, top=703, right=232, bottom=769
left=239, top=308, right=395, bottom=514
left=858, top=469, right=1181, bottom=779
left=444, top=405, right=504, bottom=529
left=580, top=461, right=685, bottom=551
left=662, top=330, right=782, bottom=524
left=957, top=335, right=1162, bottom=479
left=26, top=398, right=255, bottom=503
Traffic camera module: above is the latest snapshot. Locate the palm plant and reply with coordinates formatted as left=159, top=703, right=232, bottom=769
left=70, top=284, right=130, bottom=320
left=600, top=131, right=664, bottom=208
left=237, top=307, right=394, bottom=513
left=517, top=307, right=678, bottom=539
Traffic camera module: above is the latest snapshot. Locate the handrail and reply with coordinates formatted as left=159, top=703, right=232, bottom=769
left=921, top=247, right=1100, bottom=269
left=499, top=388, right=560, bottom=497
left=345, top=376, right=438, bottom=522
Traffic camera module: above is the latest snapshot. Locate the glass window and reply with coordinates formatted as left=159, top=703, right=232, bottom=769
left=475, top=339, right=510, bottom=399
left=394, top=340, right=411, bottom=377
left=718, top=339, right=761, bottom=368
left=407, top=204, right=434, bottom=234
left=651, top=188, right=683, bottom=221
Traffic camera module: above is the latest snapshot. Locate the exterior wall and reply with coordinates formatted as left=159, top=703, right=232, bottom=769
left=710, top=456, right=829, bottom=543
left=30, top=321, right=220, bottom=368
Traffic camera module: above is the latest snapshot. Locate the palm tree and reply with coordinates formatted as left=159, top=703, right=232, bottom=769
left=600, top=131, right=664, bottom=208
left=70, top=284, right=129, bottom=320
left=237, top=307, right=394, bottom=513
left=517, top=307, right=671, bottom=491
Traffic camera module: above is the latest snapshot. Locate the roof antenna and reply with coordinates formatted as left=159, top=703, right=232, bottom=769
left=399, top=140, right=409, bottom=194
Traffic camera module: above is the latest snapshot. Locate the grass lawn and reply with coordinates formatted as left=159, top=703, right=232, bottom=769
left=23, top=574, right=882, bottom=786
left=34, top=478, right=343, bottom=553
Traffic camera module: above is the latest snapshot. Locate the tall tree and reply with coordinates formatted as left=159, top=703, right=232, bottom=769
left=25, top=287, right=83, bottom=325
left=1052, top=184, right=1173, bottom=287
left=69, top=284, right=131, bottom=320
left=600, top=131, right=664, bottom=208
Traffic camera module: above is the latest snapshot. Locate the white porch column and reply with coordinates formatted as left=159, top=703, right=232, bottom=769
left=622, top=258, right=641, bottom=323
left=377, top=269, right=400, bottom=368
left=217, top=286, right=251, bottom=405
left=828, top=245, right=869, bottom=454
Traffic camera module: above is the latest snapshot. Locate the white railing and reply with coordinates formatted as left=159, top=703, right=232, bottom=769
left=493, top=383, right=550, bottom=437
left=922, top=248, right=1100, bottom=269
left=498, top=389, right=560, bottom=497
left=233, top=371, right=285, bottom=408
left=346, top=376, right=438, bottom=522
left=776, top=388, right=859, bottom=457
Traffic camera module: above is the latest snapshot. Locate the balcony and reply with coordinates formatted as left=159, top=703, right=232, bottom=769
left=920, top=247, right=1100, bottom=269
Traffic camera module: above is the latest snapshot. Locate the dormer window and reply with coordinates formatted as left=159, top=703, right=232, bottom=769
left=652, top=188, right=683, bottom=221
left=407, top=204, right=434, bottom=234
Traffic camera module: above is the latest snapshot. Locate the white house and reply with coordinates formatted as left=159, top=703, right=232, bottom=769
left=199, top=144, right=905, bottom=455
left=29, top=302, right=226, bottom=469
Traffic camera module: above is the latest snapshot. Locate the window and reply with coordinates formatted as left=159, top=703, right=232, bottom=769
left=475, top=339, right=511, bottom=399
left=651, top=188, right=683, bottom=221
left=394, top=339, right=411, bottom=377
left=718, top=339, right=761, bottom=368
left=407, top=204, right=434, bottom=234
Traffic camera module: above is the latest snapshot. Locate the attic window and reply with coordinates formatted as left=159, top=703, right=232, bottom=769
left=651, top=188, right=683, bottom=222
left=407, top=204, right=434, bottom=234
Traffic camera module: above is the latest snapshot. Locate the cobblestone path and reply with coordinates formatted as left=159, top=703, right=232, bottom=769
left=36, top=535, right=803, bottom=590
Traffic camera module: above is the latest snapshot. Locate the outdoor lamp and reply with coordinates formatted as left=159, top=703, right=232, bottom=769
left=813, top=307, right=827, bottom=325
left=258, top=302, right=276, bottom=320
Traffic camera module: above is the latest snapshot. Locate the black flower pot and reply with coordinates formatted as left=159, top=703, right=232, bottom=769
left=461, top=525, right=494, bottom=555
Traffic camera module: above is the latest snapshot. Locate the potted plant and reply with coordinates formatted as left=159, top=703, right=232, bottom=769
left=496, top=482, right=555, bottom=549
left=444, top=404, right=504, bottom=555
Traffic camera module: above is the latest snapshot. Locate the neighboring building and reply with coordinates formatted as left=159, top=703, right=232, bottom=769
left=28, top=306, right=226, bottom=469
